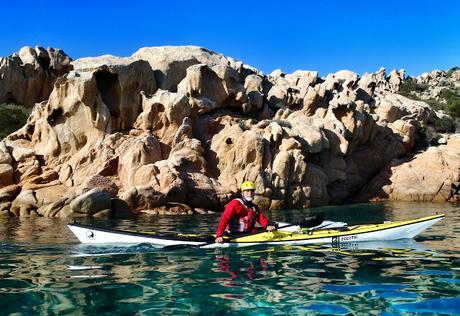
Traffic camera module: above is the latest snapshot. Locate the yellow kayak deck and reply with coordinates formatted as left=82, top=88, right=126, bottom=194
left=232, top=214, right=445, bottom=243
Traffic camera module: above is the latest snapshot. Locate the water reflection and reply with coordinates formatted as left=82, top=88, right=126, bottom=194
left=0, top=201, right=458, bottom=315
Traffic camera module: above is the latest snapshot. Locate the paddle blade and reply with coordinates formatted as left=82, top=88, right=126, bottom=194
left=298, top=213, right=325, bottom=228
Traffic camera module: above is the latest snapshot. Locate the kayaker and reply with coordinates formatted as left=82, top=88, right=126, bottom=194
left=215, top=181, right=276, bottom=244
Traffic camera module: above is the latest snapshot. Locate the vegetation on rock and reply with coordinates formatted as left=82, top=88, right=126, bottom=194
left=399, top=78, right=428, bottom=98
left=0, top=103, right=29, bottom=139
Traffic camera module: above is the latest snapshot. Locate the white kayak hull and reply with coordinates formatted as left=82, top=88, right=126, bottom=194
left=67, top=214, right=444, bottom=249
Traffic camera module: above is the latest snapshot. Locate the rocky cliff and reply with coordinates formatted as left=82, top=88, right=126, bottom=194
left=0, top=46, right=458, bottom=217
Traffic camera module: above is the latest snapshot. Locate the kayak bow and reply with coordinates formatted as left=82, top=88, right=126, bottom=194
left=67, top=214, right=444, bottom=249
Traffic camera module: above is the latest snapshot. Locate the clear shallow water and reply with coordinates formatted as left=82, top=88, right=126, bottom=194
left=0, top=202, right=459, bottom=315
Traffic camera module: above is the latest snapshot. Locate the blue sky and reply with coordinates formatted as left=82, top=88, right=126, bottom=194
left=1, top=0, right=459, bottom=76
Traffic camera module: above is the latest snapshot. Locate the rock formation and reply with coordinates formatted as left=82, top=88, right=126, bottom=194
left=357, top=135, right=460, bottom=202
left=0, top=46, right=458, bottom=217
left=0, top=46, right=72, bottom=107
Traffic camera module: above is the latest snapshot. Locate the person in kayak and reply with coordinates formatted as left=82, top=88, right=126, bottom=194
left=215, top=181, right=276, bottom=244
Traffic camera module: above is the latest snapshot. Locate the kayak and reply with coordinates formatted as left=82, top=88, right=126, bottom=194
left=67, top=214, right=444, bottom=249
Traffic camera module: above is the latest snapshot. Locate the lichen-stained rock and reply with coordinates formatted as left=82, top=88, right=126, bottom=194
left=83, top=175, right=119, bottom=198
left=0, top=46, right=72, bottom=107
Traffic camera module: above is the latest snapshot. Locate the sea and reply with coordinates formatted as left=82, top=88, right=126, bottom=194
left=0, top=201, right=459, bottom=315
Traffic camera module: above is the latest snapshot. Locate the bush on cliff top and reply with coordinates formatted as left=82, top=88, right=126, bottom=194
left=446, top=67, right=460, bottom=78
left=399, top=78, right=428, bottom=98
left=0, top=103, right=29, bottom=139
left=439, top=88, right=460, bottom=117
left=446, top=98, right=460, bottom=118
left=434, top=116, right=456, bottom=133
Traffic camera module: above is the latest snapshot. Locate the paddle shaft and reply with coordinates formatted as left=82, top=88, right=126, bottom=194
left=163, top=213, right=325, bottom=250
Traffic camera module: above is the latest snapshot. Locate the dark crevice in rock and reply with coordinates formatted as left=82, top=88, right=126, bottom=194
left=95, top=70, right=121, bottom=118
left=47, top=108, right=63, bottom=126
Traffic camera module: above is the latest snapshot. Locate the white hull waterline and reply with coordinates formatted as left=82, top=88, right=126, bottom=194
left=67, top=214, right=444, bottom=249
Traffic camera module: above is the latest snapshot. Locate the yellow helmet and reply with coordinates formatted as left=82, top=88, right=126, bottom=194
left=241, top=181, right=256, bottom=191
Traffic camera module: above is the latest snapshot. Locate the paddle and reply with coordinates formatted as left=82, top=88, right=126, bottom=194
left=163, top=212, right=325, bottom=250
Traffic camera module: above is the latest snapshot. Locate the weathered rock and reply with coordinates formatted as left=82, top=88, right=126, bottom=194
left=132, top=46, right=229, bottom=91
left=134, top=89, right=191, bottom=144
left=36, top=192, right=77, bottom=217
left=244, top=75, right=264, bottom=111
left=374, top=93, right=434, bottom=124
left=111, top=198, right=132, bottom=218
left=121, top=185, right=166, bottom=211
left=0, top=164, right=14, bottom=186
left=69, top=188, right=112, bottom=216
left=177, top=63, right=247, bottom=113
left=10, top=189, right=38, bottom=216
left=93, top=209, right=112, bottom=218
left=84, top=175, right=119, bottom=198
left=0, top=141, right=12, bottom=165
left=11, top=146, right=35, bottom=162
left=0, top=202, right=11, bottom=216
left=0, top=184, right=21, bottom=202
left=2, top=45, right=458, bottom=216
left=357, top=134, right=460, bottom=202
left=34, top=184, right=68, bottom=207
left=0, top=46, right=72, bottom=107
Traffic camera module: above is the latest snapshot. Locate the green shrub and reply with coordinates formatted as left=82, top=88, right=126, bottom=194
left=425, top=98, right=444, bottom=111
left=399, top=78, right=428, bottom=98
left=446, top=67, right=459, bottom=78
left=418, top=126, right=440, bottom=147
left=0, top=103, right=29, bottom=139
left=446, top=98, right=460, bottom=118
left=440, top=88, right=459, bottom=102
left=434, top=116, right=456, bottom=133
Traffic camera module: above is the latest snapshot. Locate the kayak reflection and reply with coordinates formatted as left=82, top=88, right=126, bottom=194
left=214, top=248, right=274, bottom=282
left=212, top=239, right=438, bottom=285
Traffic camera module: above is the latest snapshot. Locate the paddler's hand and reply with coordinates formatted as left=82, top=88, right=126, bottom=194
left=215, top=236, right=224, bottom=244
left=266, top=225, right=276, bottom=232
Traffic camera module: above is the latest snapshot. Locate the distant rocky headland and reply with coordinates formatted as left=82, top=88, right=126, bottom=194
left=0, top=46, right=459, bottom=218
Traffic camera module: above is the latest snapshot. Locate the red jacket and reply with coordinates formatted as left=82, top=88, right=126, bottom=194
left=215, top=199, right=270, bottom=238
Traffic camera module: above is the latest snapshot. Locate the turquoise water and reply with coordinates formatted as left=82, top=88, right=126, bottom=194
left=0, top=202, right=459, bottom=315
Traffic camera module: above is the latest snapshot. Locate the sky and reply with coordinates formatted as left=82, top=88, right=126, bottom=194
left=1, top=0, right=459, bottom=77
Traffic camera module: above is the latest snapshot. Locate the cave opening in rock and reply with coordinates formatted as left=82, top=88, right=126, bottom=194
left=95, top=70, right=121, bottom=118
left=47, top=108, right=63, bottom=126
